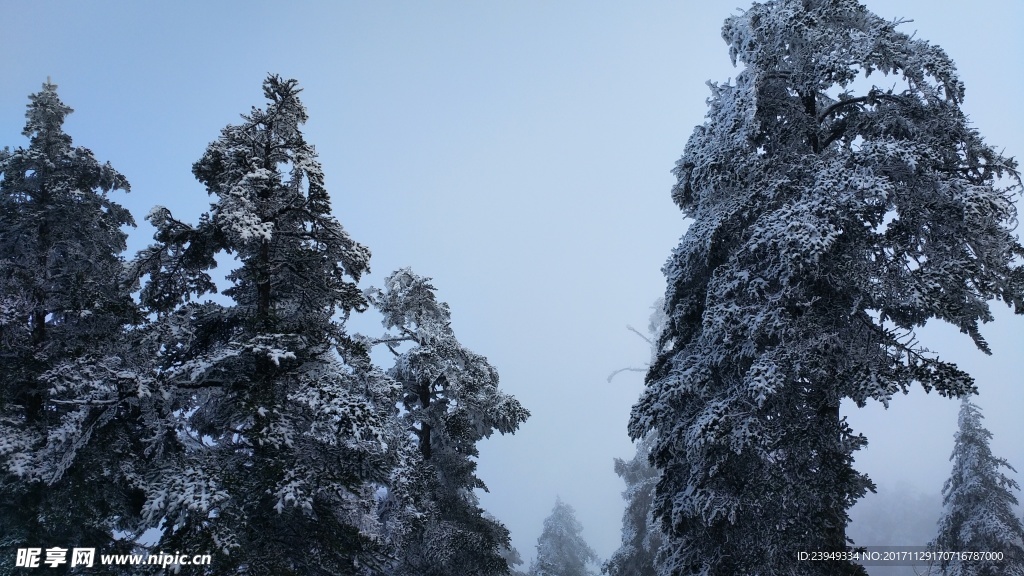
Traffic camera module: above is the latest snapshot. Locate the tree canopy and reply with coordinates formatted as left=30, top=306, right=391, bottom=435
left=367, top=268, right=529, bottom=576
left=930, top=399, right=1024, bottom=575
left=131, top=75, right=395, bottom=574
left=0, top=80, right=141, bottom=574
left=530, top=497, right=599, bottom=576
left=629, top=0, right=1023, bottom=574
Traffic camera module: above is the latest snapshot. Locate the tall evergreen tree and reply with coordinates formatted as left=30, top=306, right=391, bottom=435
left=131, top=75, right=396, bottom=574
left=605, top=301, right=667, bottom=576
left=367, top=268, right=529, bottom=576
left=929, top=399, right=1024, bottom=576
left=603, top=433, right=663, bottom=576
left=497, top=538, right=530, bottom=576
left=530, top=497, right=599, bottom=576
left=0, top=80, right=141, bottom=573
left=628, top=1, right=1024, bottom=574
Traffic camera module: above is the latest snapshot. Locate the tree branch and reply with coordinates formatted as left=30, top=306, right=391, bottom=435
left=626, top=325, right=653, bottom=346
left=50, top=398, right=119, bottom=406
left=817, top=91, right=903, bottom=124
left=607, top=367, right=647, bottom=383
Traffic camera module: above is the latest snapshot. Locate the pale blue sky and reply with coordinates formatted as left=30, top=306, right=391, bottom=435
left=3, top=0, right=1021, bottom=563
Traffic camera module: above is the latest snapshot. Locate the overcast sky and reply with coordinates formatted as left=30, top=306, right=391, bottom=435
left=3, top=0, right=1021, bottom=563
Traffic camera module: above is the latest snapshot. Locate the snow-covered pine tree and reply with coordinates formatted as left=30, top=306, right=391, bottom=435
left=366, top=268, right=529, bottom=576
left=628, top=1, right=1024, bottom=574
left=130, top=75, right=397, bottom=574
left=929, top=399, right=1024, bottom=576
left=498, top=539, right=530, bottom=576
left=603, top=433, right=663, bottom=576
left=0, top=80, right=143, bottom=572
left=530, top=497, right=599, bottom=576
left=604, top=301, right=667, bottom=576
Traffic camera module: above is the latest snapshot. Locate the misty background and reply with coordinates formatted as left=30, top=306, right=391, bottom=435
left=2, top=0, right=1021, bottom=566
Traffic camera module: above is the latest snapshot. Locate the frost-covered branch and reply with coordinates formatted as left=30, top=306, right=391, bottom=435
left=816, top=90, right=903, bottom=125
left=49, top=398, right=119, bottom=406
left=606, top=367, right=647, bottom=384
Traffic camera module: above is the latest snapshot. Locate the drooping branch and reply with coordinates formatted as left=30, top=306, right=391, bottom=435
left=816, top=90, right=903, bottom=125
left=813, top=90, right=905, bottom=151
left=607, top=366, right=647, bottom=383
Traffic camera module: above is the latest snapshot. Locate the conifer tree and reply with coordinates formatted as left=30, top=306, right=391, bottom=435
left=605, top=301, right=666, bottom=576
left=131, top=75, right=396, bottom=575
left=530, top=497, right=599, bottom=576
left=929, top=399, right=1024, bottom=575
left=367, top=268, right=529, bottom=576
left=0, top=80, right=142, bottom=573
left=628, top=1, right=1024, bottom=574
left=498, top=540, right=530, bottom=576
left=603, top=433, right=663, bottom=576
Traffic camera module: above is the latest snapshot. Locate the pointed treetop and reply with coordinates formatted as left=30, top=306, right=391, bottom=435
left=930, top=396, right=1024, bottom=573
left=23, top=78, right=73, bottom=148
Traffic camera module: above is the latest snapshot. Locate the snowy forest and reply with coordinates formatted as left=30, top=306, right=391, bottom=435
left=2, top=0, right=1023, bottom=575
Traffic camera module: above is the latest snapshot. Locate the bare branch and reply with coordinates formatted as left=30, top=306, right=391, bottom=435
left=607, top=367, right=647, bottom=383
left=626, top=325, right=653, bottom=346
